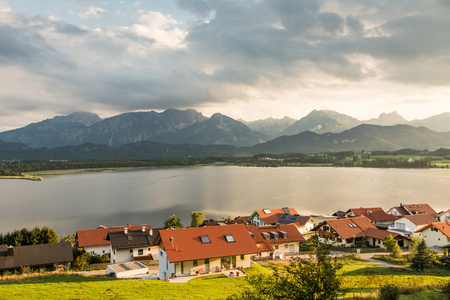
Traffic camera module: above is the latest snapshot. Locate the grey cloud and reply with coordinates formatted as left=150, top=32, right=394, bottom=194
left=54, top=23, right=88, bottom=35
left=316, top=12, right=345, bottom=36
left=346, top=16, right=364, bottom=35
left=175, top=0, right=212, bottom=18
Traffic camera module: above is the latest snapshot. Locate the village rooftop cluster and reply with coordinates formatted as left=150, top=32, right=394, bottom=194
left=1, top=204, right=449, bottom=280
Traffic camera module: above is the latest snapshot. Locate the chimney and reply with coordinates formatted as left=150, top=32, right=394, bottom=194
left=149, top=228, right=153, bottom=236
left=170, top=236, right=174, bottom=247
left=7, top=246, right=14, bottom=257
left=124, top=227, right=128, bottom=235
left=276, top=223, right=280, bottom=229
left=142, top=225, right=146, bottom=233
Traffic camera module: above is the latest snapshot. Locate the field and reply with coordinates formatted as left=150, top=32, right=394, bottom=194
left=0, top=257, right=449, bottom=299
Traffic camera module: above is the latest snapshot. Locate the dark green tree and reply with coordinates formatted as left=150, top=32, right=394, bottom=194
left=228, top=245, right=345, bottom=300
left=30, top=226, right=42, bottom=245
left=410, top=239, right=434, bottom=272
left=191, top=211, right=205, bottom=227
left=164, top=214, right=183, bottom=229
left=407, top=237, right=421, bottom=261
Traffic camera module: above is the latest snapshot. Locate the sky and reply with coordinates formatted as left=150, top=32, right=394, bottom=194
left=1, top=0, right=450, bottom=132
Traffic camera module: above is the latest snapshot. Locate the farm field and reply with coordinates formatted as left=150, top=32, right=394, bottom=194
left=0, top=256, right=448, bottom=299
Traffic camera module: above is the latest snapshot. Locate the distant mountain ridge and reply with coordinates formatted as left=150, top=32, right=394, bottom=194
left=1, top=108, right=450, bottom=151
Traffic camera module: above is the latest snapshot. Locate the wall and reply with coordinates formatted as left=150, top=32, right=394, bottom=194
left=84, top=245, right=110, bottom=256
left=418, top=227, right=450, bottom=247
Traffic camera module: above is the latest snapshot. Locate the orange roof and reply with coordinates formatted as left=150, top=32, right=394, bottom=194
left=403, top=214, right=437, bottom=225
left=253, top=208, right=299, bottom=224
left=349, top=207, right=398, bottom=222
left=76, top=224, right=152, bottom=248
left=416, top=221, right=450, bottom=237
left=159, top=224, right=260, bottom=263
left=319, top=216, right=377, bottom=239
left=254, top=224, right=306, bottom=245
left=402, top=204, right=437, bottom=216
left=365, top=228, right=402, bottom=240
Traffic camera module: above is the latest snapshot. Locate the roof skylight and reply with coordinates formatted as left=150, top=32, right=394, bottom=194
left=200, top=235, right=211, bottom=244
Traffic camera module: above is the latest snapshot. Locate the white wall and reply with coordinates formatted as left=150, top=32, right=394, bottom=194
left=85, top=245, right=110, bottom=256
left=417, top=227, right=450, bottom=247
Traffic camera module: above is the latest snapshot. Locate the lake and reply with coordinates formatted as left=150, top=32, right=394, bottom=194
left=1, top=166, right=449, bottom=235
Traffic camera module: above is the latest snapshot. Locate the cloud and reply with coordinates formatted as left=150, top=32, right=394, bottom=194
left=1, top=0, right=450, bottom=130
left=76, top=6, right=107, bottom=19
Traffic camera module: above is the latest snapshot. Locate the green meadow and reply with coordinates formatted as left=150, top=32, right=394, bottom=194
left=0, top=256, right=448, bottom=299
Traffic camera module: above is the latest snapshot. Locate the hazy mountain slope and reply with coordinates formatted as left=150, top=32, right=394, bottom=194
left=282, top=110, right=361, bottom=136
left=409, top=113, right=450, bottom=132
left=0, top=112, right=101, bottom=148
left=0, top=141, right=250, bottom=160
left=248, top=124, right=450, bottom=154
left=158, top=113, right=267, bottom=147
left=242, top=116, right=296, bottom=139
left=79, top=109, right=207, bottom=147
left=0, top=139, right=30, bottom=150
left=363, top=112, right=408, bottom=126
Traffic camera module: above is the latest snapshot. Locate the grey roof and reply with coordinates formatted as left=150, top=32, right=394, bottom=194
left=0, top=242, right=73, bottom=271
left=107, top=228, right=162, bottom=250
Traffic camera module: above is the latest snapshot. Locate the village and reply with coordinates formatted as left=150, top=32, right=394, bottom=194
left=1, top=203, right=449, bottom=282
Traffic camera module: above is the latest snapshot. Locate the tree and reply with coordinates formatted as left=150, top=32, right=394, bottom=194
left=410, top=239, right=434, bottom=272
left=383, top=234, right=401, bottom=258
left=191, top=211, right=205, bottom=227
left=228, top=245, right=345, bottom=300
left=164, top=214, right=183, bottom=229
left=47, top=227, right=60, bottom=243
left=30, top=226, right=41, bottom=245
left=407, top=237, right=421, bottom=261
left=60, top=234, right=75, bottom=247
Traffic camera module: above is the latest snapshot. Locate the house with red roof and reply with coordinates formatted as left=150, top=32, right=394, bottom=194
left=156, top=224, right=260, bottom=280
left=416, top=221, right=450, bottom=247
left=249, top=207, right=316, bottom=234
left=247, top=224, right=306, bottom=259
left=388, top=214, right=438, bottom=238
left=345, top=207, right=398, bottom=227
left=387, top=203, right=438, bottom=218
left=76, top=224, right=152, bottom=256
left=312, top=216, right=408, bottom=248
left=437, top=209, right=450, bottom=222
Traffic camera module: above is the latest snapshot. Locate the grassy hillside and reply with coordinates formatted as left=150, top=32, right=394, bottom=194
left=0, top=256, right=449, bottom=299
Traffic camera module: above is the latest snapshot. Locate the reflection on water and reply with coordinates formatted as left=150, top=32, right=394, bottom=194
left=1, top=166, right=449, bottom=235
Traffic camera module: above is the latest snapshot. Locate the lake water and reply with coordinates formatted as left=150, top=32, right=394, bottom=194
left=1, top=166, right=449, bottom=235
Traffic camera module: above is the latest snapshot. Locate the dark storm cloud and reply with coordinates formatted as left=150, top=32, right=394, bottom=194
left=2, top=0, right=450, bottom=119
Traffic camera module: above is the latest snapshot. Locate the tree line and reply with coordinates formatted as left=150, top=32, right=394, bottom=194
left=0, top=226, right=59, bottom=246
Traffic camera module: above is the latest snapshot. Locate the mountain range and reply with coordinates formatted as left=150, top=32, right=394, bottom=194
left=1, top=108, right=450, bottom=159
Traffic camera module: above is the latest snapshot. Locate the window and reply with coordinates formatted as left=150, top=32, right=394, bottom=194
left=249, top=232, right=254, bottom=239
left=270, top=232, right=279, bottom=239
left=323, top=226, right=330, bottom=231
left=200, top=235, right=211, bottom=244
left=138, top=249, right=143, bottom=255
left=240, top=255, right=244, bottom=260
left=291, top=214, right=300, bottom=220
left=263, top=209, right=271, bottom=214
left=282, top=207, right=291, bottom=213
left=262, top=232, right=270, bottom=240
left=280, top=231, right=288, bottom=239
left=130, top=250, right=132, bottom=253
left=285, top=244, right=288, bottom=249
left=275, top=245, right=279, bottom=250
left=225, top=234, right=236, bottom=243
left=102, top=250, right=105, bottom=254
left=280, top=213, right=289, bottom=219
left=193, top=260, right=198, bottom=266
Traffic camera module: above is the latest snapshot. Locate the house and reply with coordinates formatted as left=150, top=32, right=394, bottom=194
left=249, top=207, right=316, bottom=234
left=200, top=216, right=249, bottom=227
left=0, top=242, right=73, bottom=275
left=415, top=222, right=450, bottom=247
left=437, top=209, right=450, bottom=222
left=107, top=226, right=162, bottom=263
left=157, top=224, right=260, bottom=280
left=76, top=224, right=152, bottom=256
left=311, top=216, right=408, bottom=248
left=388, top=214, right=438, bottom=238
left=387, top=203, right=438, bottom=218
left=345, top=207, right=398, bottom=227
left=247, top=224, right=306, bottom=258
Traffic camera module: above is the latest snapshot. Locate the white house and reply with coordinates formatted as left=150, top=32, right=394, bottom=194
left=388, top=214, right=437, bottom=238
left=247, top=224, right=306, bottom=258
left=107, top=226, right=161, bottom=263
left=157, top=224, right=260, bottom=280
left=416, top=222, right=450, bottom=248
left=249, top=207, right=316, bottom=234
left=76, top=224, right=152, bottom=256
left=437, top=209, right=450, bottom=222
left=387, top=203, right=438, bottom=218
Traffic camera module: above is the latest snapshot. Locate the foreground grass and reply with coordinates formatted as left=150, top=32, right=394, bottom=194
left=0, top=257, right=448, bottom=299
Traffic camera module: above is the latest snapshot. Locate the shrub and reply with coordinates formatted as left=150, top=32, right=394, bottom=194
left=379, top=284, right=399, bottom=300
left=442, top=282, right=450, bottom=300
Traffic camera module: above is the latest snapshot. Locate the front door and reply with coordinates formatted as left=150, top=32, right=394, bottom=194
left=205, top=259, right=210, bottom=271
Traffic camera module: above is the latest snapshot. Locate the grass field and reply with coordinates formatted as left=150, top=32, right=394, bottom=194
left=0, top=257, right=449, bottom=299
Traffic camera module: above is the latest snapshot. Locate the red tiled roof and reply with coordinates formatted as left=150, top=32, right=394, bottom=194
left=416, top=222, right=450, bottom=237
left=365, top=228, right=401, bottom=240
left=254, top=208, right=299, bottom=224
left=255, top=224, right=306, bottom=245
left=76, top=224, right=152, bottom=248
left=318, top=216, right=377, bottom=239
left=403, top=214, right=437, bottom=225
left=349, top=207, right=398, bottom=222
left=402, top=204, right=437, bottom=216
left=391, top=206, right=410, bottom=216
left=159, top=224, right=260, bottom=263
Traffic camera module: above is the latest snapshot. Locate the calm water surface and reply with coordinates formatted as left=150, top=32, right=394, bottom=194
left=1, top=166, right=449, bottom=235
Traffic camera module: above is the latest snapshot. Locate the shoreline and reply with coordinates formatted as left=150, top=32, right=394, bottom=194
left=0, top=174, right=43, bottom=181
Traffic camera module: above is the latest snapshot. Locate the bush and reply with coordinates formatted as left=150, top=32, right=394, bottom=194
left=442, top=282, right=450, bottom=300
left=379, top=284, right=399, bottom=300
